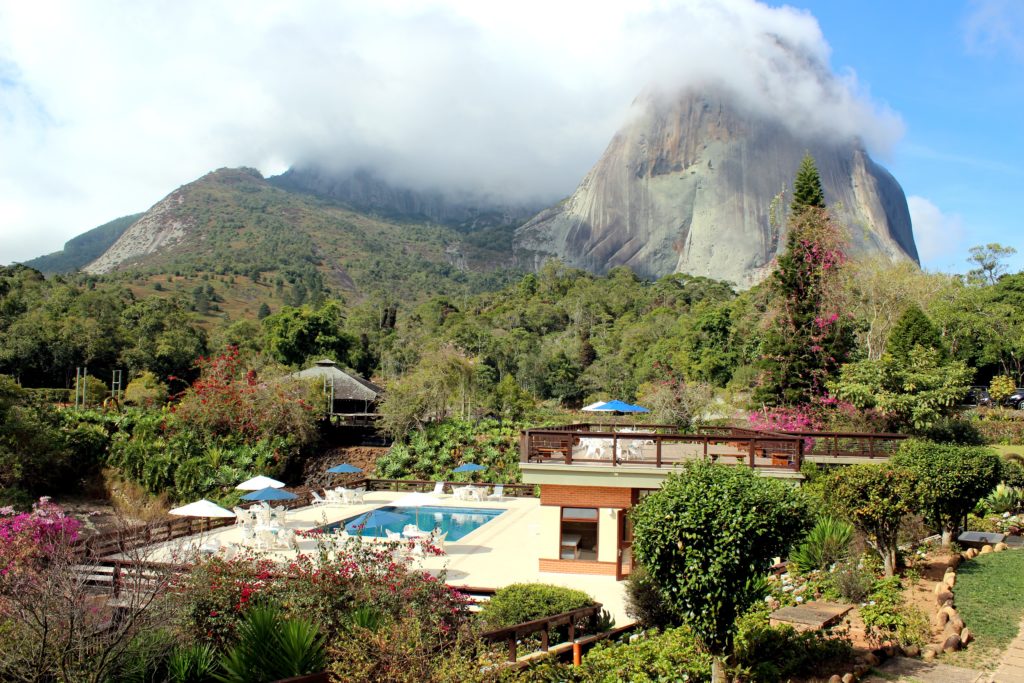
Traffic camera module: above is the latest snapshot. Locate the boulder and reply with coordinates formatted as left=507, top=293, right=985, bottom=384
left=943, top=573, right=956, bottom=588
left=995, top=542, right=1008, bottom=552
left=854, top=663, right=870, bottom=676
left=829, top=676, right=842, bottom=683
left=862, top=652, right=880, bottom=667
left=903, top=644, right=921, bottom=658
left=883, top=645, right=897, bottom=658
left=933, top=610, right=949, bottom=628
left=944, top=622, right=963, bottom=639
left=949, top=615, right=965, bottom=632
left=961, top=627, right=973, bottom=644
left=922, top=646, right=938, bottom=662
left=936, top=590, right=954, bottom=605
left=944, top=565, right=956, bottom=575
left=940, top=605, right=958, bottom=619
left=981, top=545, right=993, bottom=554
left=842, top=674, right=855, bottom=683
left=948, top=555, right=961, bottom=569
left=934, top=582, right=943, bottom=595
left=943, top=634, right=962, bottom=653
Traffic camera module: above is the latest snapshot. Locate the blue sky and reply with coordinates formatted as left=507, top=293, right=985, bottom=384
left=0, top=0, right=1020, bottom=275
left=796, top=0, right=1024, bottom=272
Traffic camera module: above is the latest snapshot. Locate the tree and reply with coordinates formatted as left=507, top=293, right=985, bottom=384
left=755, top=182, right=855, bottom=405
left=791, top=152, right=826, bottom=213
left=892, top=440, right=1002, bottom=546
left=630, top=462, right=810, bottom=680
left=886, top=304, right=945, bottom=362
left=828, top=346, right=972, bottom=432
left=261, top=301, right=352, bottom=367
left=636, top=365, right=713, bottom=430
left=257, top=302, right=271, bottom=320
left=990, top=375, right=1016, bottom=405
left=967, top=243, right=1017, bottom=285
left=824, top=463, right=918, bottom=577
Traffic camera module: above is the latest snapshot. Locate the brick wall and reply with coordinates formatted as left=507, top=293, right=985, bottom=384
left=539, top=558, right=618, bottom=576
left=539, top=484, right=633, bottom=509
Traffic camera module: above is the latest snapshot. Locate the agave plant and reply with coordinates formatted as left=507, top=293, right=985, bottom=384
left=168, top=643, right=219, bottom=683
left=789, top=516, right=855, bottom=573
left=216, top=606, right=326, bottom=683
left=985, top=483, right=1021, bottom=514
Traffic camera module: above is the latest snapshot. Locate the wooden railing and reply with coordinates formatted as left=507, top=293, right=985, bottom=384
left=521, top=427, right=804, bottom=471
left=480, top=603, right=604, bottom=662
left=74, top=558, right=186, bottom=598
left=786, top=431, right=907, bottom=460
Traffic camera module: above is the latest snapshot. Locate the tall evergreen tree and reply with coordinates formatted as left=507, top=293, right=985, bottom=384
left=886, top=303, right=946, bottom=362
left=755, top=158, right=854, bottom=406
left=791, top=153, right=826, bottom=213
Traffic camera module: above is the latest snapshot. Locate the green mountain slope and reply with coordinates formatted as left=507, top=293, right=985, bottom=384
left=22, top=213, right=142, bottom=273
left=81, top=168, right=521, bottom=306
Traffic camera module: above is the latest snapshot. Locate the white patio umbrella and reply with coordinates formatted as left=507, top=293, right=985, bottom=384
left=235, top=475, right=286, bottom=491
left=169, top=499, right=236, bottom=549
left=169, top=499, right=236, bottom=518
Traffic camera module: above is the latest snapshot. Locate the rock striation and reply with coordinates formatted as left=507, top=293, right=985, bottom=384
left=514, top=90, right=919, bottom=288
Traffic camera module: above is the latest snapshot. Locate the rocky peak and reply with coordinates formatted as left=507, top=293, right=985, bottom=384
left=514, top=90, right=919, bottom=288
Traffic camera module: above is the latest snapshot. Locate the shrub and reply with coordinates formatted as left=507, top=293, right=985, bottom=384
left=822, top=560, right=875, bottom=604
left=624, top=566, right=676, bottom=628
left=789, top=517, right=854, bottom=573
left=73, top=373, right=108, bottom=405
left=478, top=583, right=594, bottom=629
left=217, top=605, right=326, bottom=683
left=734, top=615, right=853, bottom=682
left=990, top=375, right=1016, bottom=405
left=984, top=483, right=1021, bottom=514
left=518, top=626, right=712, bottom=683
left=124, top=371, right=169, bottom=406
left=167, top=643, right=218, bottom=683
left=858, top=577, right=929, bottom=648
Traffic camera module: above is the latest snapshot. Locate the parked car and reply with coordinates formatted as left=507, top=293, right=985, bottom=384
left=963, top=386, right=991, bottom=407
left=1004, top=388, right=1024, bottom=410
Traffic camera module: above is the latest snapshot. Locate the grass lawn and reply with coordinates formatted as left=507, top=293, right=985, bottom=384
left=988, top=444, right=1024, bottom=457
left=944, top=549, right=1024, bottom=670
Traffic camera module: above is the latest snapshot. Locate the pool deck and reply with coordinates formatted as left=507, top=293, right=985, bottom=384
left=126, top=490, right=629, bottom=623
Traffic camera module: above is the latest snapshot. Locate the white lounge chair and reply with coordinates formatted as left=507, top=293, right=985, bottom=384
left=385, top=529, right=403, bottom=542
left=432, top=481, right=446, bottom=496
left=311, top=491, right=328, bottom=506
left=486, top=485, right=505, bottom=501
left=430, top=530, right=447, bottom=551
left=232, top=507, right=248, bottom=525
left=325, top=490, right=343, bottom=506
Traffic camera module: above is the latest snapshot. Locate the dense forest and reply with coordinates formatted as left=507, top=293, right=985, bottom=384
left=3, top=159, right=1024, bottom=508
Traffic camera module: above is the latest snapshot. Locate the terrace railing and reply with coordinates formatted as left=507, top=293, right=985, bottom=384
left=480, top=603, right=605, bottom=662
left=784, top=431, right=907, bottom=460
left=521, top=426, right=805, bottom=472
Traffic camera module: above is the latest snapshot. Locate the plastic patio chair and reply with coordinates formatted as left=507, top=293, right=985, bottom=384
left=311, top=491, right=328, bottom=506
left=486, top=485, right=505, bottom=501
left=432, top=481, right=446, bottom=496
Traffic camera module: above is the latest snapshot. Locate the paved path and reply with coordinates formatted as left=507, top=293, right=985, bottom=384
left=862, top=657, right=984, bottom=683
left=989, top=618, right=1024, bottom=683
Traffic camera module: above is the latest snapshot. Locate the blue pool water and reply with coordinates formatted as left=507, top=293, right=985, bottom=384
left=319, top=505, right=505, bottom=541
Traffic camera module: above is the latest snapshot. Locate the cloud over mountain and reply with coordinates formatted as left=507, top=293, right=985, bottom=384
left=0, top=0, right=902, bottom=262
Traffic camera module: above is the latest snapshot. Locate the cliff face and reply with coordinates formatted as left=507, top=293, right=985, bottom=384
left=514, top=91, right=919, bottom=288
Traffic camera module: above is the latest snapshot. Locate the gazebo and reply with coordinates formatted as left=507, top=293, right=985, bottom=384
left=289, top=359, right=383, bottom=423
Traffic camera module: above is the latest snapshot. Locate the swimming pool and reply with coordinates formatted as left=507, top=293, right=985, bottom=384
left=319, top=505, right=505, bottom=541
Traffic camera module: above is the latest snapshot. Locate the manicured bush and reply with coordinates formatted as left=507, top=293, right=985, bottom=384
left=892, top=439, right=1002, bottom=545
left=630, top=462, right=810, bottom=679
left=478, top=583, right=594, bottom=629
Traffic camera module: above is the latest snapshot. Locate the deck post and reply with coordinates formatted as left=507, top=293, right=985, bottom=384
left=748, top=440, right=755, bottom=468
left=655, top=438, right=662, bottom=468
left=540, top=626, right=549, bottom=651
left=508, top=637, right=517, bottom=662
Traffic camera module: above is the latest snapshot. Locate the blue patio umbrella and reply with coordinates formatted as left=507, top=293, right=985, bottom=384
left=453, top=463, right=486, bottom=473
left=589, top=399, right=649, bottom=413
left=327, top=463, right=363, bottom=474
left=240, top=486, right=298, bottom=502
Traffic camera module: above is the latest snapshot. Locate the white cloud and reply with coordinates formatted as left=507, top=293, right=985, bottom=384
left=0, top=0, right=905, bottom=262
left=964, top=0, right=1024, bottom=61
left=907, top=196, right=968, bottom=265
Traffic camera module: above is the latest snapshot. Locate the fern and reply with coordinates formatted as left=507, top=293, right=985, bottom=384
left=789, top=517, right=854, bottom=573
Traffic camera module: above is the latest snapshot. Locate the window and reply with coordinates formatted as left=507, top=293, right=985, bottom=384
left=560, top=507, right=598, bottom=561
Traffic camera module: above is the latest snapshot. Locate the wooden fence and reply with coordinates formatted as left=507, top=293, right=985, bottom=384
left=480, top=603, right=605, bottom=662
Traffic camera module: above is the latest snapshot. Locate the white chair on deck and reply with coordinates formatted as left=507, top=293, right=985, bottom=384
left=430, top=530, right=447, bottom=551
left=486, top=485, right=505, bottom=501
left=311, top=491, right=328, bottom=506
left=385, top=529, right=403, bottom=542
left=432, top=481, right=446, bottom=496
left=232, top=507, right=248, bottom=525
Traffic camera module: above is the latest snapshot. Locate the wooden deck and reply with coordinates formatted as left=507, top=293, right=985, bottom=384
left=520, top=424, right=906, bottom=472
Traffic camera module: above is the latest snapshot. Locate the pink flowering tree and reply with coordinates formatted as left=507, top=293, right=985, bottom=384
left=754, top=156, right=856, bottom=407
left=0, top=497, right=80, bottom=579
